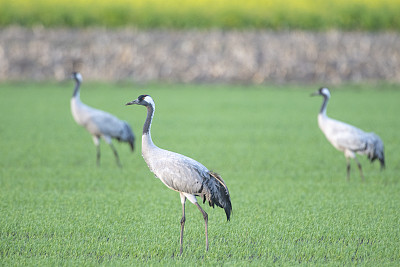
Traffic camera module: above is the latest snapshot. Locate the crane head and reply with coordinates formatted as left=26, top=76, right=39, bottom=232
left=311, top=87, right=330, bottom=98
left=126, top=95, right=154, bottom=107
left=71, top=72, right=83, bottom=83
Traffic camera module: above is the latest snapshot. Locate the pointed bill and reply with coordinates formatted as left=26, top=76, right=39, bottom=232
left=310, top=90, right=320, bottom=97
left=126, top=99, right=139, bottom=105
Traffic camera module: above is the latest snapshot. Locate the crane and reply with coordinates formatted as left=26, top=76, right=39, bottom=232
left=126, top=94, right=232, bottom=255
left=311, top=87, right=385, bottom=180
left=70, top=72, right=135, bottom=167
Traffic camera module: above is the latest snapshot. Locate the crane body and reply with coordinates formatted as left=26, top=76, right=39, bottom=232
left=126, top=94, right=231, bottom=255
left=71, top=72, right=135, bottom=166
left=312, top=87, right=385, bottom=180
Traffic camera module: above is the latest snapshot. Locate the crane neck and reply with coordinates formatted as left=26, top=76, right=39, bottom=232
left=143, top=104, right=155, bottom=136
left=72, top=80, right=81, bottom=98
left=319, top=95, right=329, bottom=116
left=142, top=103, right=157, bottom=151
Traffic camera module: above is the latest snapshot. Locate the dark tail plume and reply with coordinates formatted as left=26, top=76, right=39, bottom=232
left=129, top=139, right=135, bottom=152
left=367, top=133, right=385, bottom=170
left=379, top=156, right=385, bottom=170
left=122, top=121, right=135, bottom=152
left=204, top=171, right=232, bottom=221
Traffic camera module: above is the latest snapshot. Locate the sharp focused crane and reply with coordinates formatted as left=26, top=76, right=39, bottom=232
left=126, top=94, right=232, bottom=255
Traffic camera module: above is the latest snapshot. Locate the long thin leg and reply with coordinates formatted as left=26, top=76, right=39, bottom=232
left=92, top=136, right=101, bottom=166
left=354, top=157, right=365, bottom=181
left=195, top=203, right=209, bottom=251
left=179, top=193, right=186, bottom=255
left=109, top=143, right=121, bottom=167
left=346, top=158, right=351, bottom=181
left=96, top=146, right=101, bottom=166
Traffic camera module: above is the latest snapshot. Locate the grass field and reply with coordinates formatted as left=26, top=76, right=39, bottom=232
left=1, top=0, right=400, bottom=30
left=0, top=82, right=399, bottom=265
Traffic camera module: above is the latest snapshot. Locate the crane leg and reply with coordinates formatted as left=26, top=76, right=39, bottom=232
left=195, top=202, right=209, bottom=252
left=93, top=136, right=101, bottom=166
left=109, top=143, right=122, bottom=167
left=354, top=157, right=365, bottom=181
left=346, top=158, right=351, bottom=181
left=96, top=146, right=101, bottom=166
left=179, top=193, right=186, bottom=255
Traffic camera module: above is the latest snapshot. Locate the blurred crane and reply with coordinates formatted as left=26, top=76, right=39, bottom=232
left=70, top=72, right=135, bottom=167
left=311, top=87, right=385, bottom=180
left=126, top=94, right=232, bottom=255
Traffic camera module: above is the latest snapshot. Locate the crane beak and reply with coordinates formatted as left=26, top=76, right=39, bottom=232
left=126, top=99, right=139, bottom=105
left=310, top=91, right=320, bottom=97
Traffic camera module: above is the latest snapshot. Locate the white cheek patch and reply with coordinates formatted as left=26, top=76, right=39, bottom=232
left=321, top=88, right=331, bottom=97
left=144, top=95, right=155, bottom=107
left=76, top=73, right=83, bottom=82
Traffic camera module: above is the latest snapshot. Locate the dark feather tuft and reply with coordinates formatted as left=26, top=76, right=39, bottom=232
left=207, top=171, right=232, bottom=221
left=366, top=133, right=385, bottom=170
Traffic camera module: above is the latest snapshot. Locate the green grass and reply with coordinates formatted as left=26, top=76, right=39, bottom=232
left=1, top=0, right=400, bottom=31
left=0, top=82, right=399, bottom=265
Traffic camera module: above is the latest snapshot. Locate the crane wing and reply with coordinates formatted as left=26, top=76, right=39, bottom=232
left=334, top=131, right=367, bottom=152
left=321, top=117, right=368, bottom=152
left=90, top=110, right=126, bottom=137
left=146, top=149, right=209, bottom=194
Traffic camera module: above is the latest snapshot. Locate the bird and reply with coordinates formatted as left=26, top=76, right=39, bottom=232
left=70, top=72, right=135, bottom=167
left=311, top=87, right=385, bottom=180
left=126, top=94, right=232, bottom=255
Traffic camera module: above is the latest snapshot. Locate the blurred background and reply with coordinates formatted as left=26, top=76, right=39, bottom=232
left=1, top=2, right=400, bottom=265
left=0, top=0, right=399, bottom=84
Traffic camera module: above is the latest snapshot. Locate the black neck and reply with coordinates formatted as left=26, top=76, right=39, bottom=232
left=320, top=95, right=329, bottom=115
left=73, top=80, right=80, bottom=97
left=143, top=104, right=154, bottom=135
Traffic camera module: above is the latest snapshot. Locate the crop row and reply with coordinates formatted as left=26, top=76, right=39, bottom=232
left=1, top=0, right=400, bottom=30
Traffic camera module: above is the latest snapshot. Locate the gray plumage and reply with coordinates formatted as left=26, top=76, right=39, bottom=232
left=126, top=94, right=231, bottom=255
left=312, top=87, right=385, bottom=180
left=70, top=72, right=135, bottom=167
